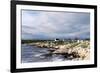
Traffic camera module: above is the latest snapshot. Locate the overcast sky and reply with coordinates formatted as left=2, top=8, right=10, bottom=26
left=21, top=10, right=90, bottom=40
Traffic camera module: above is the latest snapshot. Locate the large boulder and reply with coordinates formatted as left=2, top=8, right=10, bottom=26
left=53, top=45, right=69, bottom=54
left=72, top=47, right=90, bottom=60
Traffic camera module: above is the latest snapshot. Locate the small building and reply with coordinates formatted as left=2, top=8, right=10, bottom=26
left=77, top=40, right=84, bottom=43
left=54, top=38, right=60, bottom=42
left=77, top=40, right=80, bottom=43
left=62, top=39, right=65, bottom=41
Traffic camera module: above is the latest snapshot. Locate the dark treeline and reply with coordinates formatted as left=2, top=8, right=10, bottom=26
left=21, top=38, right=90, bottom=44
left=22, top=40, right=53, bottom=44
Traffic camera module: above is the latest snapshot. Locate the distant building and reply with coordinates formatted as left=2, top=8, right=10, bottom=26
left=77, top=40, right=80, bottom=43
left=54, top=38, right=60, bottom=41
left=62, top=39, right=65, bottom=41
left=77, top=40, right=84, bottom=43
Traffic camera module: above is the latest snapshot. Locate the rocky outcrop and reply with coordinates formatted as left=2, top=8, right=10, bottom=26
left=30, top=40, right=90, bottom=60
left=52, top=42, right=90, bottom=60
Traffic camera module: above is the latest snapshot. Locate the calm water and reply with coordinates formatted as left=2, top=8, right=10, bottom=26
left=21, top=44, right=67, bottom=63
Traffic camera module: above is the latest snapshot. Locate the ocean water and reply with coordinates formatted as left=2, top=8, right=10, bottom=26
left=21, top=44, right=66, bottom=63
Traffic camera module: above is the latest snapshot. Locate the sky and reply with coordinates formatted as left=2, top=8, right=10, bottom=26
left=21, top=10, right=90, bottom=40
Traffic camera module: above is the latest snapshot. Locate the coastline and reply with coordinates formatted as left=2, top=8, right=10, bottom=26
left=26, top=40, right=90, bottom=60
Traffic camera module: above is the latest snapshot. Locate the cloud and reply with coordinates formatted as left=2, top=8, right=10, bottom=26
left=21, top=10, right=90, bottom=40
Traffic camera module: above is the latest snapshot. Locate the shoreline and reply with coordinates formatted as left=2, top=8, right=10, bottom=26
left=25, top=40, right=90, bottom=60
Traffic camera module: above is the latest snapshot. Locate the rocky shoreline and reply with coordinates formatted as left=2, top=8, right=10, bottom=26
left=28, top=40, right=90, bottom=60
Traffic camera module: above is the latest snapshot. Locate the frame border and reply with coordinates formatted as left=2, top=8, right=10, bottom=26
left=11, top=0, right=97, bottom=73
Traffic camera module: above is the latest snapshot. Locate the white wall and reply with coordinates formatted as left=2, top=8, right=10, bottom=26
left=0, top=0, right=99, bottom=73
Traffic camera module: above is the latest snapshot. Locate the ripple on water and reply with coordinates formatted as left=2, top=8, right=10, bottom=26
left=21, top=44, right=66, bottom=63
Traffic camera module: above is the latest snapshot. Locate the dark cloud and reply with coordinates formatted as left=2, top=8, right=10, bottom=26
left=21, top=10, right=90, bottom=40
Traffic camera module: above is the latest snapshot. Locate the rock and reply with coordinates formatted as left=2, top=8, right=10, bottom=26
left=53, top=45, right=69, bottom=54
left=48, top=48, right=56, bottom=52
left=71, top=47, right=90, bottom=60
left=54, top=46, right=59, bottom=49
left=67, top=49, right=73, bottom=54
